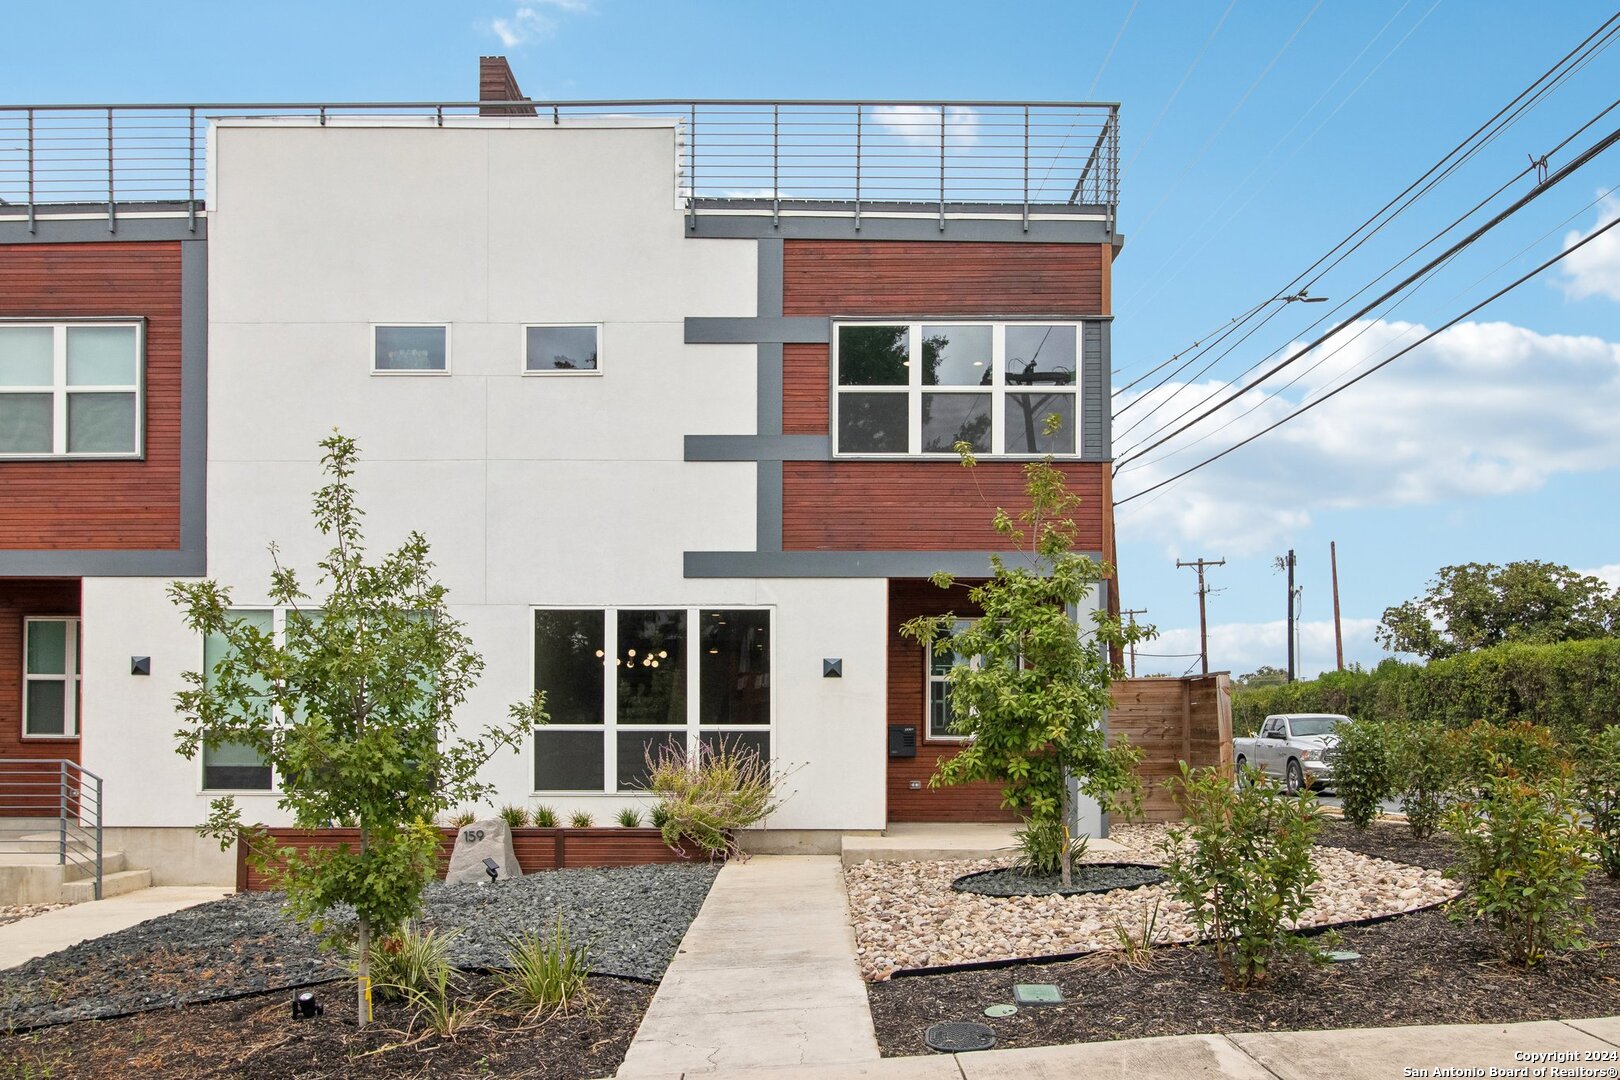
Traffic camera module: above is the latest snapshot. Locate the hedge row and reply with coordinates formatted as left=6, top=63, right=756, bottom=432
left=1230, top=637, right=1620, bottom=738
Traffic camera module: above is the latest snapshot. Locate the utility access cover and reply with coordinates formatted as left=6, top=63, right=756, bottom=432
left=925, top=1022, right=997, bottom=1053
left=983, top=1003, right=1018, bottom=1018
left=1013, top=983, right=1064, bottom=1006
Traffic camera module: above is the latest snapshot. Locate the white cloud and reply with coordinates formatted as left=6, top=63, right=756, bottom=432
left=1115, top=318, right=1620, bottom=555
left=870, top=105, right=982, bottom=148
left=1559, top=193, right=1620, bottom=302
left=485, top=1, right=590, bottom=49
left=1581, top=564, right=1620, bottom=590
left=1135, top=617, right=1381, bottom=680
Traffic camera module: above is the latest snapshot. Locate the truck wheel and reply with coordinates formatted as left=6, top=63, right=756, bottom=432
left=1286, top=759, right=1305, bottom=795
left=1235, top=755, right=1250, bottom=786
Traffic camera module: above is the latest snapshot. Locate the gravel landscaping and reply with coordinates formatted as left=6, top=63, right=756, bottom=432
left=867, top=821, right=1620, bottom=1055
left=846, top=822, right=1458, bottom=980
left=952, top=863, right=1166, bottom=898
left=0, top=902, right=66, bottom=927
left=0, top=862, right=718, bottom=1031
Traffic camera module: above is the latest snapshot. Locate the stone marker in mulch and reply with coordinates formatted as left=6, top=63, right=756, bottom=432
left=443, top=817, right=522, bottom=884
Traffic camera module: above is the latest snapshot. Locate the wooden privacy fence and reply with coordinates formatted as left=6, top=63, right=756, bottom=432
left=237, top=826, right=708, bottom=892
left=1109, top=672, right=1234, bottom=822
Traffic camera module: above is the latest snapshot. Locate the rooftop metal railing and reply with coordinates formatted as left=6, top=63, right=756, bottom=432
left=0, top=100, right=1120, bottom=233
left=0, top=759, right=103, bottom=900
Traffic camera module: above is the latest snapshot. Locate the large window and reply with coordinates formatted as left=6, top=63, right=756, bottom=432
left=23, top=618, right=80, bottom=738
left=200, top=609, right=278, bottom=792
left=833, top=321, right=1081, bottom=457
left=0, top=322, right=143, bottom=458
left=532, top=607, right=772, bottom=793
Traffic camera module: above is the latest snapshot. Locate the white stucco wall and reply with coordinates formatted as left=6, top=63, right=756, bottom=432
left=77, top=119, right=890, bottom=836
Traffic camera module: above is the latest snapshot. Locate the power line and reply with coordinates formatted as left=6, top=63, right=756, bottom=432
left=1089, top=0, right=1140, bottom=96
left=1114, top=117, right=1620, bottom=471
left=1121, top=0, right=1238, bottom=178
left=1114, top=211, right=1620, bottom=506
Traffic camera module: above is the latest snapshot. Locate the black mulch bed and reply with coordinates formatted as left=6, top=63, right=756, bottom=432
left=0, top=863, right=718, bottom=1032
left=868, top=822, right=1620, bottom=1055
left=1, top=973, right=653, bottom=1079
left=953, top=863, right=1167, bottom=898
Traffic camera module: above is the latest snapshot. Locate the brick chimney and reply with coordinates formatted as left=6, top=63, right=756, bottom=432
left=479, top=56, right=537, bottom=116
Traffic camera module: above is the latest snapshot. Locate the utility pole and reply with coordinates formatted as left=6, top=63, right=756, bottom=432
left=1285, top=548, right=1297, bottom=683
left=1121, top=608, right=1148, bottom=677
left=1175, top=558, right=1225, bottom=675
left=1331, top=541, right=1344, bottom=671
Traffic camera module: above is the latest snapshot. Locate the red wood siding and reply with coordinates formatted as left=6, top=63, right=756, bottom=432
left=783, top=343, right=830, bottom=435
left=886, top=577, right=1013, bottom=822
left=0, top=242, right=183, bottom=550
left=0, top=580, right=81, bottom=815
left=782, top=240, right=1108, bottom=317
left=782, top=460, right=1108, bottom=551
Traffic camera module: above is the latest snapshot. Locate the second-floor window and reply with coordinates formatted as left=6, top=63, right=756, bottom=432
left=833, top=321, right=1081, bottom=457
left=0, top=322, right=143, bottom=458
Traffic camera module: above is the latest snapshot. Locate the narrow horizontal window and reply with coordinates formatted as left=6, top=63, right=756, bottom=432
left=525, top=325, right=600, bottom=374
left=833, top=321, right=1084, bottom=457
left=0, top=322, right=143, bottom=458
left=373, top=325, right=448, bottom=374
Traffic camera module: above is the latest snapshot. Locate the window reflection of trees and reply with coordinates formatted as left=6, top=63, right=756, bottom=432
left=617, top=609, right=686, bottom=725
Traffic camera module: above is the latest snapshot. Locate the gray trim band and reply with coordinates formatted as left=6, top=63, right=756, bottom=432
left=685, top=316, right=828, bottom=344
left=0, top=240, right=208, bottom=577
left=687, top=435, right=830, bottom=461
left=690, top=215, right=1120, bottom=245
left=0, top=215, right=206, bottom=244
left=685, top=549, right=1106, bottom=579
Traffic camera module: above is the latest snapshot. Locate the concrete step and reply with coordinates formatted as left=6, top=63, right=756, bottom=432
left=63, top=851, right=126, bottom=879
left=58, top=868, right=151, bottom=904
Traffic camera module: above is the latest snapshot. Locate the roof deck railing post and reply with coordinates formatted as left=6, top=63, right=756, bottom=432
left=26, top=108, right=35, bottom=235
left=687, top=103, right=696, bottom=232
left=938, top=104, right=946, bottom=232
left=106, top=108, right=116, bottom=233
left=772, top=104, right=780, bottom=230
left=1022, top=105, right=1030, bottom=232
left=187, top=107, right=197, bottom=231
left=854, top=104, right=861, bottom=231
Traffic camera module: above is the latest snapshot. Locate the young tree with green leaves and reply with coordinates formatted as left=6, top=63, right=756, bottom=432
left=169, top=433, right=546, bottom=1027
left=901, top=435, right=1150, bottom=887
left=1377, top=561, right=1620, bottom=660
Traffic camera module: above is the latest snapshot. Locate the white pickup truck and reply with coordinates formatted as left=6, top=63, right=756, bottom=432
left=1231, top=713, right=1347, bottom=794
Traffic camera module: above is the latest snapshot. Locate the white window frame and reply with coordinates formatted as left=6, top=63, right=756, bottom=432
left=0, top=319, right=145, bottom=460
left=830, top=319, right=1084, bottom=459
left=529, top=605, right=775, bottom=796
left=924, top=618, right=977, bottom=743
left=521, top=323, right=604, bottom=376
left=197, top=607, right=298, bottom=795
left=22, top=616, right=80, bottom=739
left=371, top=323, right=452, bottom=376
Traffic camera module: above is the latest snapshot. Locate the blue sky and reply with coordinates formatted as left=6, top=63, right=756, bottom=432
left=5, top=1, right=1618, bottom=679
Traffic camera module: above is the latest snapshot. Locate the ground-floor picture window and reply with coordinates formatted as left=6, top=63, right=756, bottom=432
left=925, top=618, right=975, bottom=741
left=532, top=607, right=771, bottom=793
left=23, top=617, right=80, bottom=737
left=200, top=609, right=277, bottom=791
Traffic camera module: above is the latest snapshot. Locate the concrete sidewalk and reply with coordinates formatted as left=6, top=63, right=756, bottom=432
left=616, top=856, right=879, bottom=1077
left=0, top=886, right=230, bottom=969
left=651, top=1016, right=1620, bottom=1079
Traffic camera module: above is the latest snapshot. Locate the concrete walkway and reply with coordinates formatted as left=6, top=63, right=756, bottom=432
left=645, top=1016, right=1620, bottom=1079
left=616, top=856, right=879, bottom=1078
left=0, top=886, right=230, bottom=969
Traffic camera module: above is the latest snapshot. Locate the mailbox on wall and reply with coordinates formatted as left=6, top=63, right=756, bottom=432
left=888, top=724, right=917, bottom=759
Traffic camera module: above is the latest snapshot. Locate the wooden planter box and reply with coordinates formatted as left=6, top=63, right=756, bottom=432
left=236, top=825, right=712, bottom=892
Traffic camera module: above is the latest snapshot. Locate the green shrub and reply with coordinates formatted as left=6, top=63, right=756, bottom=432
left=1574, top=725, right=1620, bottom=879
left=568, top=811, right=595, bottom=829
left=1333, top=718, right=1395, bottom=829
left=447, top=809, right=477, bottom=829
left=498, top=914, right=591, bottom=1016
left=1385, top=721, right=1460, bottom=840
left=1449, top=719, right=1566, bottom=790
left=532, top=805, right=557, bottom=828
left=355, top=921, right=459, bottom=1003
left=1012, top=815, right=1089, bottom=876
left=1161, top=763, right=1323, bottom=990
left=649, top=802, right=673, bottom=830
left=1443, top=763, right=1594, bottom=966
left=646, top=737, right=792, bottom=860
left=615, top=807, right=644, bottom=828
left=497, top=804, right=530, bottom=830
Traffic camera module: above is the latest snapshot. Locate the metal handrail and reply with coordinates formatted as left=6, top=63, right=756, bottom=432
left=0, top=759, right=103, bottom=900
left=0, top=100, right=1122, bottom=235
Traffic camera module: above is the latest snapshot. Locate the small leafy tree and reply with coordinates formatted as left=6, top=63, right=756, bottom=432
left=1574, top=725, right=1620, bottom=878
left=169, top=433, right=546, bottom=1026
left=1162, top=763, right=1323, bottom=990
left=901, top=443, right=1149, bottom=887
left=1387, top=721, right=1458, bottom=840
left=1333, top=718, right=1394, bottom=829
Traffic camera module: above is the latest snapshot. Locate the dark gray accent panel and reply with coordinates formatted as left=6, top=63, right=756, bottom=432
left=1096, top=320, right=1112, bottom=460
left=757, top=237, right=783, bottom=318
left=685, top=549, right=1105, bottom=579
left=690, top=214, right=1119, bottom=245
left=685, top=316, right=828, bottom=344
left=756, top=342, right=783, bottom=439
left=1083, top=321, right=1108, bottom=461
left=756, top=461, right=783, bottom=552
left=0, top=239, right=208, bottom=578
left=0, top=214, right=205, bottom=244
left=686, top=435, right=830, bottom=461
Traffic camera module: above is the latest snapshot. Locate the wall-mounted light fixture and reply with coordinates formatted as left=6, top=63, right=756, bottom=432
left=823, top=658, right=842, bottom=678
left=130, top=657, right=151, bottom=676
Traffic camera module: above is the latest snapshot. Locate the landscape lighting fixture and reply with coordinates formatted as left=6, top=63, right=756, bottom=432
left=483, top=857, right=500, bottom=883
left=291, top=991, right=323, bottom=1020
